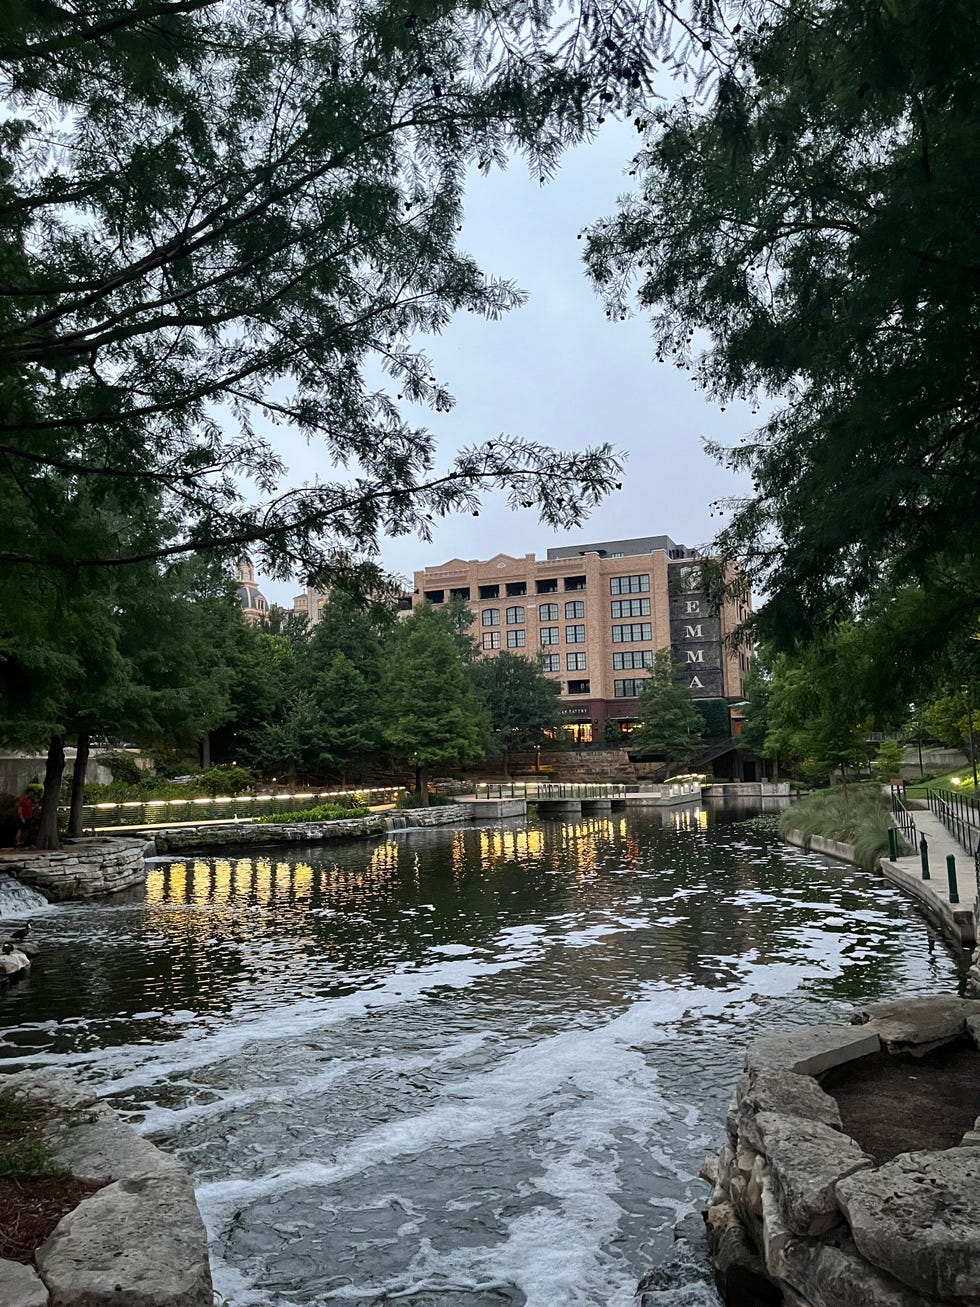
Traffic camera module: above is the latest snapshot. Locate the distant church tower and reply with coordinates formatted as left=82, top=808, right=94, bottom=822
left=234, top=557, right=269, bottom=625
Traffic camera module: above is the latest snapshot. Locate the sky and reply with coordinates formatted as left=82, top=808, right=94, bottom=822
left=260, top=117, right=758, bottom=607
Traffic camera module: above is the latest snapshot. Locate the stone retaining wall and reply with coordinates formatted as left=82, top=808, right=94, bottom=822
left=0, top=838, right=146, bottom=899
left=0, top=1071, right=212, bottom=1307
left=704, top=997, right=980, bottom=1307
left=150, top=812, right=388, bottom=852
left=400, top=804, right=472, bottom=827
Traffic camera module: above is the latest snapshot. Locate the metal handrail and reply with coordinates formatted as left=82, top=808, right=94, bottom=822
left=889, top=786, right=917, bottom=850
left=927, top=787, right=980, bottom=855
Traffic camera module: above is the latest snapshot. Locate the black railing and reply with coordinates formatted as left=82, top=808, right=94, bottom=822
left=889, top=786, right=918, bottom=850
left=927, top=787, right=980, bottom=855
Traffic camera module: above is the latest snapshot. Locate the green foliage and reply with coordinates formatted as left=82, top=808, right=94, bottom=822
left=0, top=0, right=626, bottom=584
left=472, top=652, right=562, bottom=772
left=257, top=798, right=367, bottom=823
left=96, top=751, right=144, bottom=787
left=694, top=698, right=731, bottom=740
left=871, top=739, right=906, bottom=782
left=383, top=606, right=485, bottom=793
left=778, top=785, right=898, bottom=872
left=586, top=0, right=980, bottom=653
left=630, top=649, right=702, bottom=773
left=0, top=1088, right=67, bottom=1178
left=197, top=765, right=256, bottom=797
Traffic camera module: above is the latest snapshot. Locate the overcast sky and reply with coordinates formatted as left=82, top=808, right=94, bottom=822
left=261, top=118, right=757, bottom=606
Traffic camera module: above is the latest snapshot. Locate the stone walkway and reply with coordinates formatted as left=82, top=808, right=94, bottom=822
left=880, top=804, right=978, bottom=947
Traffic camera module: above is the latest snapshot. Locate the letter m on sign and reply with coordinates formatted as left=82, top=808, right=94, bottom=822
left=683, top=625, right=703, bottom=639
left=685, top=650, right=705, bottom=663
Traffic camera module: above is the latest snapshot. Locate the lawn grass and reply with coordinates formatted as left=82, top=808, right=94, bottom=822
left=904, top=768, right=980, bottom=800
left=778, top=783, right=903, bottom=871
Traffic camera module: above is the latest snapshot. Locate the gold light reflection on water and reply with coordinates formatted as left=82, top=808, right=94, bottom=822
left=668, top=806, right=708, bottom=833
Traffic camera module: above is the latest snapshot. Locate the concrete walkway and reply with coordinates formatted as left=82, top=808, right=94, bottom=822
left=879, top=805, right=977, bottom=948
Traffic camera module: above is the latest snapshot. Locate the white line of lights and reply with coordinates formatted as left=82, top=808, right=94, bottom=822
left=87, top=787, right=397, bottom=813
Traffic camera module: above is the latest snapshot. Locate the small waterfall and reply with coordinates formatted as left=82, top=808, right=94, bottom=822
left=0, top=874, right=51, bottom=920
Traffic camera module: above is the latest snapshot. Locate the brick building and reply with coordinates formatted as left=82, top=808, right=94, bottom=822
left=412, top=535, right=750, bottom=744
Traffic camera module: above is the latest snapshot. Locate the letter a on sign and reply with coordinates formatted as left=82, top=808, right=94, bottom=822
left=689, top=675, right=705, bottom=689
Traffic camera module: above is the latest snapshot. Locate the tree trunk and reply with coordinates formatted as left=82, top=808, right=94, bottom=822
left=200, top=732, right=211, bottom=769
left=68, top=731, right=90, bottom=837
left=418, top=764, right=430, bottom=807
left=36, top=733, right=65, bottom=850
left=414, top=762, right=422, bottom=796
left=502, top=747, right=510, bottom=781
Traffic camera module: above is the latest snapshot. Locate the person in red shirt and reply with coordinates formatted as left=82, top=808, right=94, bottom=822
left=15, top=791, right=34, bottom=847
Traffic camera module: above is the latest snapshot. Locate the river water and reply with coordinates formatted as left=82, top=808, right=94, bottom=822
left=0, top=806, right=961, bottom=1307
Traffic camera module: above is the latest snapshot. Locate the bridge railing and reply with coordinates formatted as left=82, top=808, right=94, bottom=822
left=69, top=787, right=402, bottom=831
left=472, top=782, right=628, bottom=801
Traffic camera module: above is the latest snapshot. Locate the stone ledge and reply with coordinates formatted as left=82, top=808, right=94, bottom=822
left=0, top=839, right=146, bottom=899
left=2, top=1072, right=212, bottom=1307
left=706, top=1000, right=980, bottom=1307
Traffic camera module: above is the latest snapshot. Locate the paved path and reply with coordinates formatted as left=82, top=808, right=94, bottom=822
left=880, top=804, right=977, bottom=947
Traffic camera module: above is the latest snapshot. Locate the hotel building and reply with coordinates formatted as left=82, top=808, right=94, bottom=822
left=412, top=534, right=750, bottom=744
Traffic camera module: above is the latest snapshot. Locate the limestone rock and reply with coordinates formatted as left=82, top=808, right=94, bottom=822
left=754, top=1111, right=872, bottom=1236
left=738, top=1068, right=843, bottom=1152
left=772, top=1231, right=935, bottom=1307
left=704, top=1201, right=782, bottom=1307
left=0, top=1258, right=49, bottom=1307
left=37, top=1174, right=213, bottom=1307
left=745, top=1026, right=879, bottom=1078
left=851, top=995, right=980, bottom=1052
left=0, top=948, right=30, bottom=975
left=1, top=1071, right=97, bottom=1113
left=44, top=1102, right=183, bottom=1183
left=836, top=1148, right=980, bottom=1300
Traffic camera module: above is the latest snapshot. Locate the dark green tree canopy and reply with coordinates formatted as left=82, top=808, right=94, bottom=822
left=585, top=0, right=980, bottom=647
left=631, top=648, right=702, bottom=773
left=472, top=651, right=561, bottom=769
left=0, top=0, right=703, bottom=581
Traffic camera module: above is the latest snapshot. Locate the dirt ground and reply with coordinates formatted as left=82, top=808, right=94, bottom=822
left=0, top=1174, right=105, bottom=1262
left=822, top=1042, right=980, bottom=1163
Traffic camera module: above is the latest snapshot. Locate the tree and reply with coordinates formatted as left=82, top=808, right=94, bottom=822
left=313, top=652, right=383, bottom=784
left=383, top=604, right=484, bottom=804
left=472, top=652, right=561, bottom=777
left=0, top=0, right=643, bottom=588
left=872, top=739, right=905, bottom=783
left=585, top=0, right=980, bottom=650
left=630, top=648, right=702, bottom=775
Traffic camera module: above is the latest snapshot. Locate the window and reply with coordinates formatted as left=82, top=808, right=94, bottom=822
left=541, top=653, right=560, bottom=672
left=610, top=574, right=650, bottom=595
left=506, top=605, right=525, bottom=625
left=424, top=589, right=444, bottom=603
left=566, top=652, right=587, bottom=671
left=612, top=623, right=653, bottom=643
left=482, top=631, right=501, bottom=650
left=507, top=629, right=526, bottom=648
left=539, top=603, right=558, bottom=621
left=536, top=578, right=558, bottom=594
left=506, top=581, right=527, bottom=597
left=478, top=584, right=500, bottom=600
left=614, top=650, right=654, bottom=670
left=614, top=678, right=646, bottom=697
left=450, top=587, right=471, bottom=601
left=563, top=575, right=587, bottom=592
left=611, top=597, right=651, bottom=619
left=567, top=679, right=591, bottom=695
left=481, top=608, right=500, bottom=626
left=565, top=624, right=586, bottom=644
left=540, top=627, right=560, bottom=645
left=564, top=600, right=585, bottom=619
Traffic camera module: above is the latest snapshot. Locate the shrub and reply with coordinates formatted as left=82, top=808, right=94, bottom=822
left=257, top=798, right=369, bottom=824
left=95, top=750, right=144, bottom=787
left=779, top=783, right=895, bottom=871
left=197, top=765, right=256, bottom=796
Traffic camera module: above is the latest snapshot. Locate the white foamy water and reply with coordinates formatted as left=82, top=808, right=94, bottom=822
left=0, top=813, right=960, bottom=1306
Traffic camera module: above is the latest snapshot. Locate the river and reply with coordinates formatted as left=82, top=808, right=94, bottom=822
left=0, top=805, right=961, bottom=1307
